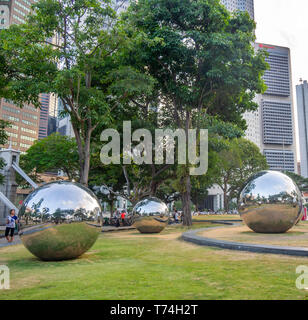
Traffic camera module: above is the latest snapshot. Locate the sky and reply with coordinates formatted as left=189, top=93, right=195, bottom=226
left=254, top=0, right=308, bottom=159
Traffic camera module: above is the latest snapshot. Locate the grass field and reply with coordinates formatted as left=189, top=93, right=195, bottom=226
left=0, top=219, right=308, bottom=300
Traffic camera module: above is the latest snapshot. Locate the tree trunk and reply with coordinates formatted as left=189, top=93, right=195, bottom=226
left=80, top=150, right=90, bottom=186
left=110, top=199, right=114, bottom=218
left=99, top=211, right=103, bottom=226
left=80, top=130, right=91, bottom=186
left=71, top=124, right=85, bottom=183
left=182, top=174, right=192, bottom=226
left=222, top=177, right=229, bottom=212
left=223, top=191, right=229, bottom=212
left=67, top=111, right=91, bottom=186
left=150, top=181, right=159, bottom=196
left=181, top=111, right=192, bottom=226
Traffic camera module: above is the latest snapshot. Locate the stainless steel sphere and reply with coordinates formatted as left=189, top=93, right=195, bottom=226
left=19, top=181, right=101, bottom=261
left=132, top=197, right=169, bottom=233
left=238, top=171, right=303, bottom=233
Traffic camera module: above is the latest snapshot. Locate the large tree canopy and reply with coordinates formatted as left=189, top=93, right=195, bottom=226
left=124, top=0, right=268, bottom=225
left=0, top=0, right=154, bottom=186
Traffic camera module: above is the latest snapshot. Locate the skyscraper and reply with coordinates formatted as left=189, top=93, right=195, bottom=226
left=220, top=0, right=254, bottom=19
left=0, top=0, right=40, bottom=152
left=254, top=43, right=297, bottom=173
left=296, top=80, right=308, bottom=178
left=38, top=93, right=50, bottom=140
left=221, top=0, right=297, bottom=173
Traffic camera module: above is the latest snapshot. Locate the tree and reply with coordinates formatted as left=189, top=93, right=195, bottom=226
left=90, top=114, right=178, bottom=207
left=0, top=119, right=11, bottom=184
left=20, top=133, right=79, bottom=181
left=125, top=0, right=268, bottom=225
left=214, top=138, right=268, bottom=211
left=284, top=171, right=308, bottom=192
left=0, top=0, right=154, bottom=186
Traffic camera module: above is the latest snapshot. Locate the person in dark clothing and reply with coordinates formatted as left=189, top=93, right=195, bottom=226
left=5, top=209, right=16, bottom=243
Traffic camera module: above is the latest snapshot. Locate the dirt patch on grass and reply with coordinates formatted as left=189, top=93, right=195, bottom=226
left=10, top=275, right=43, bottom=290
left=197, top=223, right=308, bottom=247
left=103, top=229, right=182, bottom=240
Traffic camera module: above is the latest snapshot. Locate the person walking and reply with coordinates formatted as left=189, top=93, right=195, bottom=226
left=121, top=210, right=126, bottom=226
left=174, top=209, right=179, bottom=224
left=12, top=211, right=19, bottom=233
left=5, top=209, right=16, bottom=243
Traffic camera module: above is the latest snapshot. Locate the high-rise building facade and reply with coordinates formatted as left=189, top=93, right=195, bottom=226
left=254, top=43, right=297, bottom=172
left=0, top=0, right=36, bottom=27
left=221, top=1, right=297, bottom=173
left=296, top=80, right=308, bottom=178
left=220, top=0, right=260, bottom=149
left=38, top=93, right=50, bottom=139
left=0, top=0, right=40, bottom=152
left=220, top=0, right=254, bottom=19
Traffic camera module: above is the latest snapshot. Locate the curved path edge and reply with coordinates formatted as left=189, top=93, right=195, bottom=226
left=182, top=222, right=308, bottom=257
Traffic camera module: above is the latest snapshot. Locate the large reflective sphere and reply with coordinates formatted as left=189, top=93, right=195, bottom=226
left=133, top=197, right=169, bottom=233
left=19, top=181, right=101, bottom=261
left=239, top=171, right=303, bottom=233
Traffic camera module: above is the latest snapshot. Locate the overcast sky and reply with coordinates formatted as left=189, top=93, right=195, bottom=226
left=254, top=0, right=308, bottom=159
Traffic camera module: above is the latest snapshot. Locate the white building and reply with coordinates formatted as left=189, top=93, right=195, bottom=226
left=243, top=107, right=261, bottom=149
left=220, top=0, right=254, bottom=19
left=0, top=3, right=10, bottom=30
left=296, top=80, right=308, bottom=178
left=206, top=185, right=224, bottom=212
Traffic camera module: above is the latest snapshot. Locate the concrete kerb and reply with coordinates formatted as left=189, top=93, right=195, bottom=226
left=182, top=222, right=308, bottom=257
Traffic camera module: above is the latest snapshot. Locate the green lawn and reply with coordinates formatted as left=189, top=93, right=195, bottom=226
left=0, top=221, right=308, bottom=300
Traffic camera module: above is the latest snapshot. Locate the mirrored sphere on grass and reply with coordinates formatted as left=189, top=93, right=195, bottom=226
left=238, top=171, right=303, bottom=234
left=132, top=197, right=169, bottom=233
left=18, top=181, right=101, bottom=261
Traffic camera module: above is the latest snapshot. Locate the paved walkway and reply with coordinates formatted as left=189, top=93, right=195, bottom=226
left=0, top=235, right=21, bottom=248
left=102, top=226, right=136, bottom=232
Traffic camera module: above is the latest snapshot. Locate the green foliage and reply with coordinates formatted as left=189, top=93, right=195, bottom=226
left=20, top=133, right=79, bottom=181
left=91, top=116, right=179, bottom=206
left=0, top=119, right=11, bottom=146
left=214, top=138, right=268, bottom=210
left=123, top=0, right=268, bottom=224
left=0, top=119, right=11, bottom=184
left=0, top=0, right=154, bottom=185
left=284, top=171, right=308, bottom=192
left=125, top=0, right=268, bottom=129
